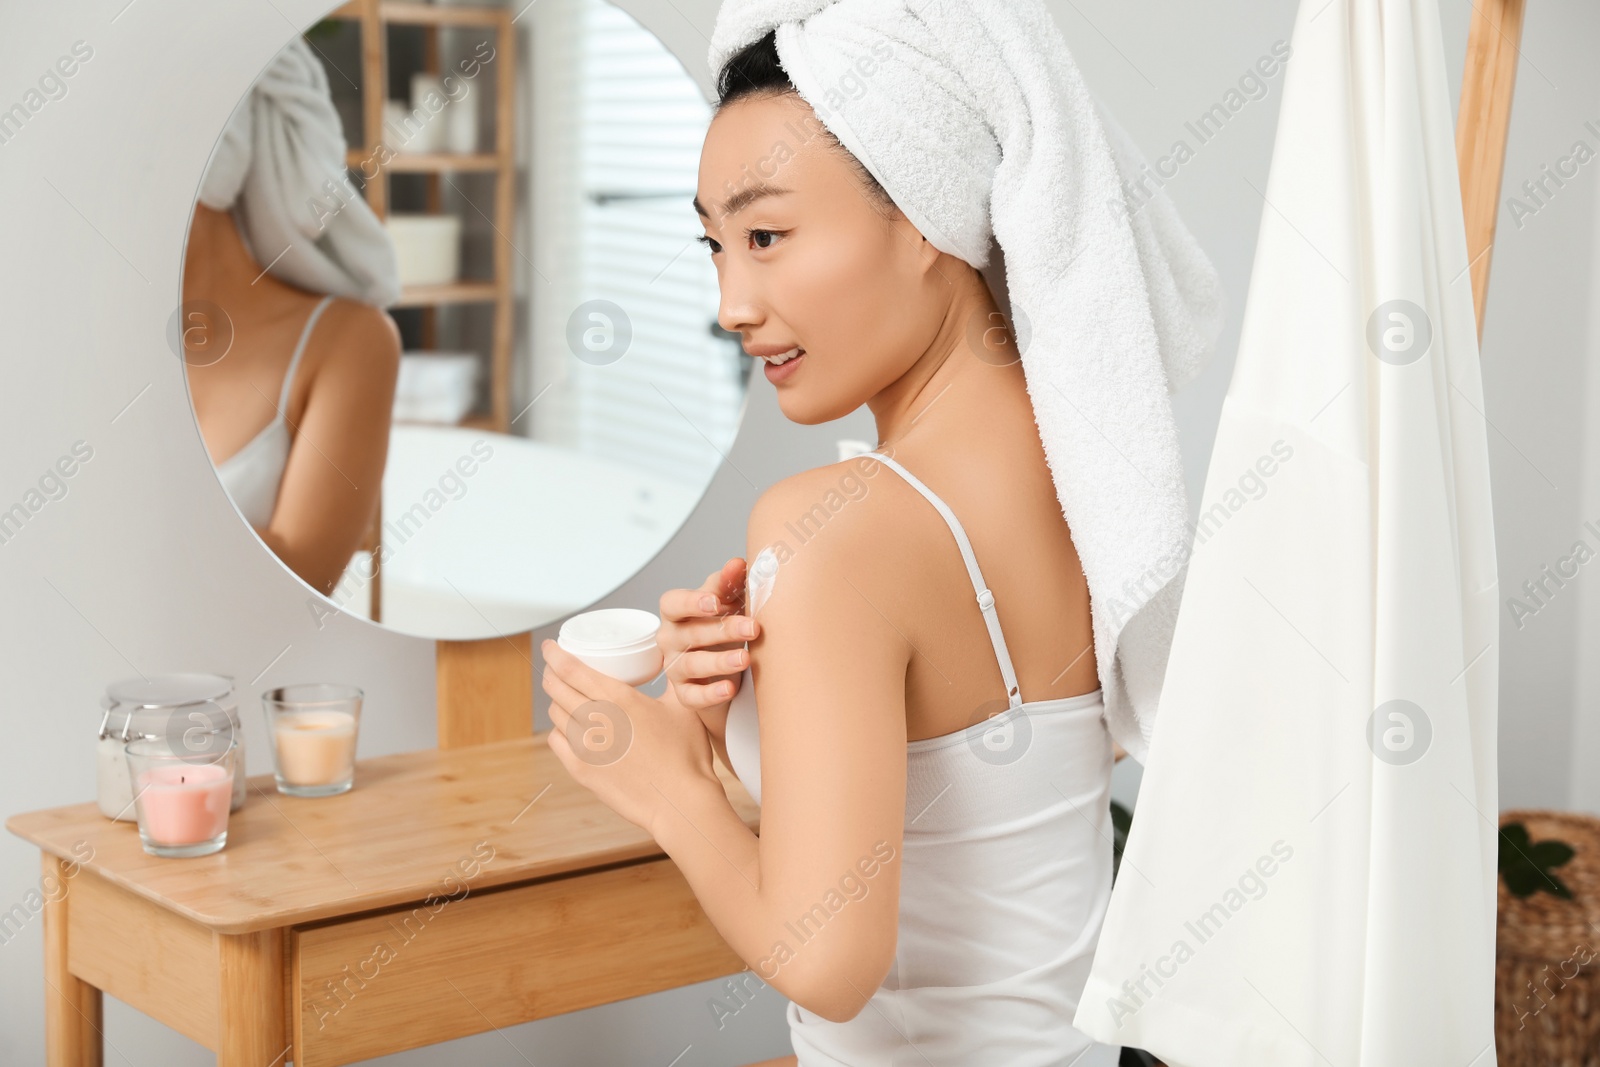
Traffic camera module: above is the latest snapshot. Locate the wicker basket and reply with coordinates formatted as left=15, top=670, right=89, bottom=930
left=1496, top=809, right=1600, bottom=1066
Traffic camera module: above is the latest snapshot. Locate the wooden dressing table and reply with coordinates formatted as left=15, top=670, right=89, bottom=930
left=8, top=728, right=759, bottom=1066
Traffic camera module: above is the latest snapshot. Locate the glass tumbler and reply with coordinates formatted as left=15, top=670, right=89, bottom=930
left=263, top=684, right=363, bottom=797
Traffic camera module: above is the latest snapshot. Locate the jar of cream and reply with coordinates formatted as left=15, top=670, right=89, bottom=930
left=97, top=674, right=246, bottom=821
left=556, top=608, right=664, bottom=686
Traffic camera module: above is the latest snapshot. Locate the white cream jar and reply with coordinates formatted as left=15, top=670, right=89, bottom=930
left=97, top=674, right=246, bottom=821
left=556, top=608, right=664, bottom=686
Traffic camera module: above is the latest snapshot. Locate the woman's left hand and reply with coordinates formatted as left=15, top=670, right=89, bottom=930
left=539, top=638, right=721, bottom=836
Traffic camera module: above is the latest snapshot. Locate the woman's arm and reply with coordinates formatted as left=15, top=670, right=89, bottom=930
left=650, top=467, right=910, bottom=1023
left=656, top=558, right=762, bottom=772
left=259, top=300, right=400, bottom=595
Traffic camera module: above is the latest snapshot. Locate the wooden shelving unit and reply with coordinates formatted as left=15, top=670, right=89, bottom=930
left=347, top=149, right=501, bottom=173
left=322, top=0, right=516, bottom=626
left=329, top=0, right=517, bottom=432
left=390, top=280, right=500, bottom=307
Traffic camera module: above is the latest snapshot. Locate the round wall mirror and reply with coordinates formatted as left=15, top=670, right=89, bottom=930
left=178, top=0, right=746, bottom=641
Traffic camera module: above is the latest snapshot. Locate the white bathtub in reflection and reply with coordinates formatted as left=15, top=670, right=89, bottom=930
left=330, top=425, right=703, bottom=640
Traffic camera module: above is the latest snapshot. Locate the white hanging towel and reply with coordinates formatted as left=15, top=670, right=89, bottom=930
left=1071, top=0, right=1500, bottom=1064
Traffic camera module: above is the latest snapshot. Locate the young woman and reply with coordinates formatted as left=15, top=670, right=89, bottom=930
left=539, top=29, right=1135, bottom=1066
left=182, top=36, right=401, bottom=597
left=183, top=202, right=400, bottom=596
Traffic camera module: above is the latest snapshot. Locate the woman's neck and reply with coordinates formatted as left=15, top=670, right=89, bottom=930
left=183, top=204, right=279, bottom=302
left=868, top=263, right=1023, bottom=452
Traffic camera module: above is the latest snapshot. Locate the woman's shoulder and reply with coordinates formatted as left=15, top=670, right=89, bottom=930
left=269, top=293, right=399, bottom=423
left=745, top=452, right=928, bottom=583
left=744, top=456, right=919, bottom=671
left=299, top=295, right=401, bottom=385
left=311, top=296, right=400, bottom=358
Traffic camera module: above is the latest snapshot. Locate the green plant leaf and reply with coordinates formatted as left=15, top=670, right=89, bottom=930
left=1502, top=862, right=1544, bottom=897
left=1500, top=822, right=1531, bottom=855
left=303, top=20, right=341, bottom=43
left=1543, top=872, right=1575, bottom=900
left=1498, top=821, right=1579, bottom=900
left=1110, top=800, right=1132, bottom=883
left=1110, top=800, right=1132, bottom=838
left=1529, top=840, right=1575, bottom=869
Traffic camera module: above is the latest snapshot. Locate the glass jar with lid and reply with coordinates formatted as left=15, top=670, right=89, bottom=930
left=97, top=673, right=246, bottom=821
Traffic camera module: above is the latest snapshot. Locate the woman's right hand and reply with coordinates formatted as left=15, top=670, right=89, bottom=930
left=657, top=558, right=762, bottom=746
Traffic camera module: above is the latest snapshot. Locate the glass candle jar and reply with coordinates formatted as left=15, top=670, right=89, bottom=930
left=124, top=738, right=238, bottom=858
left=263, top=684, right=362, bottom=797
left=97, top=674, right=246, bottom=821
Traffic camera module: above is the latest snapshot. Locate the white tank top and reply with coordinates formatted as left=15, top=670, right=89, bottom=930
left=724, top=450, right=1123, bottom=1066
left=214, top=295, right=334, bottom=528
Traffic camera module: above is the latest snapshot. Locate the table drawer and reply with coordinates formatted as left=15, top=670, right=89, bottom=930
left=292, top=857, right=745, bottom=1066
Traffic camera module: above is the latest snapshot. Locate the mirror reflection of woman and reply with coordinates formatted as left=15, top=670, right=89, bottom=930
left=183, top=37, right=401, bottom=596
left=539, top=3, right=1225, bottom=1064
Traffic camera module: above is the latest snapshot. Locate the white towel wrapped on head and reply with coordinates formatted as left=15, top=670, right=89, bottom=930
left=710, top=0, right=1227, bottom=762
left=199, top=37, right=400, bottom=307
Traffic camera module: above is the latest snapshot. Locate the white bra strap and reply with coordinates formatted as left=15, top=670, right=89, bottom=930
left=868, top=450, right=1024, bottom=710
left=277, top=295, right=336, bottom=414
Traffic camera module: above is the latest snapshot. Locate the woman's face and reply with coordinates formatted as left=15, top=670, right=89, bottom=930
left=696, top=91, right=952, bottom=424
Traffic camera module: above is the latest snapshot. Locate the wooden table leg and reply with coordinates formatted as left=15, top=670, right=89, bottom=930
left=216, top=929, right=288, bottom=1067
left=42, top=854, right=102, bottom=1067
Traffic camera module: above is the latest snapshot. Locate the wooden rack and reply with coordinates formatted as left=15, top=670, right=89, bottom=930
left=329, top=0, right=517, bottom=433
left=323, top=0, right=517, bottom=628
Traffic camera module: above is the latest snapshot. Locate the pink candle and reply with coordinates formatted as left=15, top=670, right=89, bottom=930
left=134, top=764, right=232, bottom=846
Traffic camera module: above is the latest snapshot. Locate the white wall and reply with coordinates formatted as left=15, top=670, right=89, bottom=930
left=0, top=0, right=1592, bottom=1063
left=1577, top=160, right=1600, bottom=817
left=1482, top=0, right=1600, bottom=816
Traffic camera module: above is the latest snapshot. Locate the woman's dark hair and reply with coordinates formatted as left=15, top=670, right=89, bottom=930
left=715, top=29, right=792, bottom=106
left=714, top=31, right=896, bottom=216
